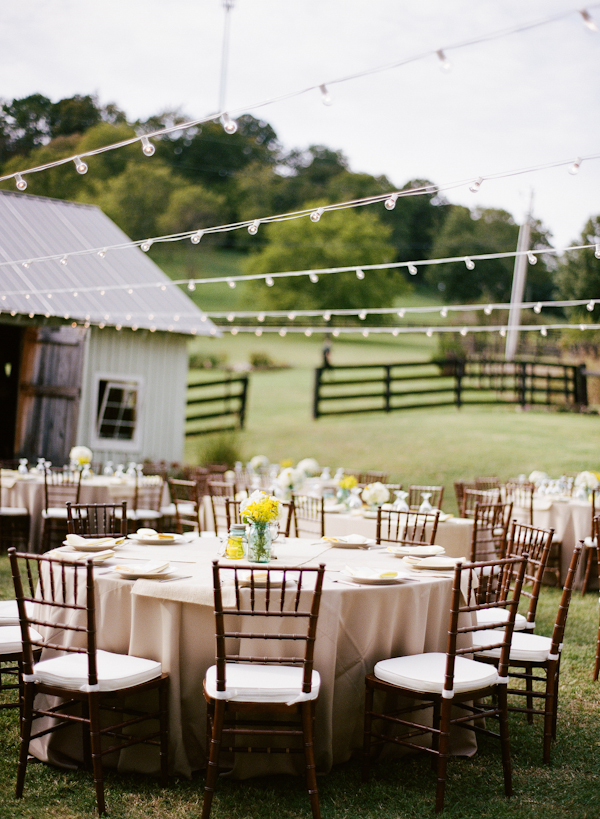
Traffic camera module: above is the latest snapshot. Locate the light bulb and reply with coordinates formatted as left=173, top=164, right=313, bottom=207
left=187, top=281, right=196, bottom=291
left=484, top=305, right=493, bottom=315
left=15, top=173, right=27, bottom=191
left=309, top=272, right=319, bottom=283
left=587, top=300, right=595, bottom=311
left=397, top=309, right=405, bottom=318
left=500, top=328, right=507, bottom=337
left=161, top=285, right=166, bottom=291
left=440, top=308, right=448, bottom=317
left=580, top=9, right=598, bottom=31
left=465, top=258, right=475, bottom=270
left=426, top=328, right=433, bottom=337
left=362, top=330, right=369, bottom=338
left=265, top=276, right=274, bottom=287
left=569, top=157, right=582, bottom=175
left=436, top=49, right=451, bottom=71
left=279, top=329, right=287, bottom=337
left=25, top=294, right=30, bottom=299
left=305, top=329, right=312, bottom=337
left=333, top=329, right=340, bottom=337
left=248, top=220, right=260, bottom=235
left=527, top=251, right=537, bottom=265
left=99, top=322, right=105, bottom=329
left=60, top=256, right=68, bottom=265
left=469, top=177, right=483, bottom=193
left=141, top=136, right=156, bottom=157
left=288, top=312, right=296, bottom=320
left=533, top=302, right=542, bottom=314
left=323, top=311, right=331, bottom=321
left=356, top=268, right=365, bottom=280
left=227, top=278, right=236, bottom=289
left=359, top=311, right=367, bottom=320
left=384, top=195, right=398, bottom=210
left=258, top=313, right=265, bottom=322
left=141, top=240, right=152, bottom=252
left=74, top=156, right=88, bottom=174
left=255, top=328, right=262, bottom=336
left=127, top=288, right=133, bottom=294
left=392, top=328, right=399, bottom=336
left=595, top=243, right=600, bottom=259
left=190, top=230, right=204, bottom=244
left=540, top=327, right=548, bottom=336
left=310, top=207, right=324, bottom=223
left=220, top=113, right=238, bottom=134
left=408, top=264, right=418, bottom=275
left=97, top=249, right=106, bottom=258
left=319, top=84, right=333, bottom=105
left=231, top=328, right=238, bottom=335
left=227, top=313, right=235, bottom=322
left=22, top=261, right=30, bottom=268
left=459, top=327, right=468, bottom=337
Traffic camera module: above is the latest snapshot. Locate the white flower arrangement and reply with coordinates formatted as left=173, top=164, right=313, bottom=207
left=296, top=458, right=320, bottom=477
left=574, top=471, right=599, bottom=491
left=528, top=470, right=549, bottom=485
left=249, top=455, right=270, bottom=471
left=69, top=445, right=93, bottom=465
left=361, top=482, right=390, bottom=506
left=277, top=466, right=304, bottom=489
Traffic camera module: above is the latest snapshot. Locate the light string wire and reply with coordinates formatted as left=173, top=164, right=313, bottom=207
left=0, top=4, right=598, bottom=189
left=208, top=323, right=600, bottom=336
left=2, top=241, right=598, bottom=300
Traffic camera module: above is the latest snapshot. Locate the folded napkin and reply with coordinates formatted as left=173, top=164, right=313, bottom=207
left=344, top=565, right=397, bottom=579
left=114, top=560, right=170, bottom=575
left=47, top=548, right=115, bottom=564
left=65, top=534, right=117, bottom=548
left=387, top=544, right=445, bottom=557
left=323, top=535, right=371, bottom=544
left=402, top=555, right=464, bottom=570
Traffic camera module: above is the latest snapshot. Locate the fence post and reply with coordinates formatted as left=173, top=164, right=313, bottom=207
left=313, top=367, right=323, bottom=419
left=238, top=375, right=249, bottom=429
left=574, top=364, right=588, bottom=407
left=518, top=362, right=526, bottom=408
left=455, top=361, right=463, bottom=409
left=384, top=365, right=391, bottom=412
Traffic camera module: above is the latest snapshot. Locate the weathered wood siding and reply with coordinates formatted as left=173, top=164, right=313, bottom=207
left=77, top=327, right=188, bottom=464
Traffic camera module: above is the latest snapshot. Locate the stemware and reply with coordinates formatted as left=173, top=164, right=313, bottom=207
left=419, top=492, right=434, bottom=513
left=392, top=490, right=410, bottom=512
left=18, top=458, right=28, bottom=474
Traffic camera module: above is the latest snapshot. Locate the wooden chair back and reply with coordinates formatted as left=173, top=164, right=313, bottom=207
left=462, top=488, right=501, bottom=518
left=167, top=478, right=202, bottom=533
left=503, top=481, right=535, bottom=524
left=469, top=501, right=513, bottom=562
left=376, top=508, right=440, bottom=546
left=454, top=481, right=476, bottom=515
left=133, top=473, right=164, bottom=513
left=475, top=476, right=501, bottom=490
left=66, top=502, right=127, bottom=537
left=291, top=494, right=325, bottom=539
left=408, top=484, right=444, bottom=510
left=503, top=521, right=554, bottom=630
left=43, top=467, right=81, bottom=511
left=352, top=470, right=389, bottom=485
left=211, top=561, right=326, bottom=696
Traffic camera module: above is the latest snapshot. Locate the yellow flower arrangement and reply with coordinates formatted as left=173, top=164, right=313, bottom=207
left=280, top=458, right=294, bottom=468
left=338, top=475, right=358, bottom=490
left=240, top=490, right=281, bottom=524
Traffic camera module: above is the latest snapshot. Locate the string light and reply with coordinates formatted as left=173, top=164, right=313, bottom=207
left=540, top=327, right=548, bottom=336
left=310, top=207, right=324, bottom=223
left=426, top=328, right=433, bottom=337
left=440, top=307, right=448, bottom=317
left=356, top=268, right=365, bottom=280
left=358, top=311, right=367, bottom=320
left=288, top=312, right=296, bottom=320
left=579, top=9, right=598, bottom=31
left=279, top=328, right=287, bottom=336
left=384, top=194, right=399, bottom=210
left=141, top=240, right=153, bottom=252
left=587, top=300, right=595, bottom=311
left=265, top=276, right=274, bottom=287
left=500, top=328, right=507, bottom=337
left=527, top=251, right=537, bottom=264
left=258, top=313, right=265, bottom=322
left=187, top=281, right=196, bottom=291
left=533, top=302, right=542, bottom=313
left=227, top=278, right=236, bottom=288
left=60, top=256, right=68, bottom=265
left=595, top=244, right=600, bottom=258
left=190, top=230, right=204, bottom=244
left=569, top=157, right=582, bottom=175
left=309, top=272, right=319, bottom=283
left=460, top=327, right=468, bottom=336
left=465, top=258, right=475, bottom=270
left=408, top=264, right=418, bottom=275
left=74, top=156, right=88, bottom=175
left=484, top=305, right=493, bottom=315
left=220, top=113, right=238, bottom=134
left=323, top=311, right=331, bottom=321
left=436, top=49, right=451, bottom=71
left=255, top=328, right=262, bottom=336
left=248, top=220, right=260, bottom=235
left=227, top=313, right=235, bottom=321
left=398, top=309, right=405, bottom=318
left=469, top=177, right=483, bottom=193
left=15, top=174, right=27, bottom=191
left=141, top=136, right=156, bottom=157
left=21, top=261, right=30, bottom=268
left=362, top=329, right=369, bottom=337
left=319, top=84, right=333, bottom=105
left=305, top=329, right=312, bottom=337
left=97, top=249, right=106, bottom=258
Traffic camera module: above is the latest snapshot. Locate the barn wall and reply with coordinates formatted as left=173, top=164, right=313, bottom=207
left=76, top=327, right=189, bottom=465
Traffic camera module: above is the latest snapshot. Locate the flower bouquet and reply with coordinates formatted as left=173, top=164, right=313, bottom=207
left=361, top=482, right=390, bottom=508
left=240, top=490, right=281, bottom=562
left=335, top=474, right=357, bottom=506
left=69, top=445, right=92, bottom=466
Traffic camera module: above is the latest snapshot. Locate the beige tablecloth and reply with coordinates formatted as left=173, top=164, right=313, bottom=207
left=31, top=535, right=475, bottom=778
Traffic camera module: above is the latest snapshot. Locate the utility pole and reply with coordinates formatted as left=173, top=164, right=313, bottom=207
left=219, top=1, right=235, bottom=114
left=505, top=192, right=534, bottom=361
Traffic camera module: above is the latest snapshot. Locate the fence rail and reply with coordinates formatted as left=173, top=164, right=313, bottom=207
left=313, top=358, right=587, bottom=419
left=186, top=374, right=249, bottom=436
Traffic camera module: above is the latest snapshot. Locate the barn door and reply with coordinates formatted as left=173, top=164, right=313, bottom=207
left=0, top=324, right=24, bottom=460
left=15, top=326, right=87, bottom=464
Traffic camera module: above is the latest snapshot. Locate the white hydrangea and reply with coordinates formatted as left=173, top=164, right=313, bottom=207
left=574, top=471, right=599, bottom=490
left=69, top=445, right=92, bottom=465
left=249, top=455, right=270, bottom=471
left=361, top=482, right=390, bottom=506
left=296, top=458, right=320, bottom=477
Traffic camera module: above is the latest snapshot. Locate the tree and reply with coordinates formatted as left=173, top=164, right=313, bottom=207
left=554, top=216, right=600, bottom=321
left=425, top=206, right=554, bottom=303
left=156, top=183, right=228, bottom=237
left=49, top=94, right=101, bottom=137
left=243, top=203, right=401, bottom=310
left=0, top=94, right=53, bottom=163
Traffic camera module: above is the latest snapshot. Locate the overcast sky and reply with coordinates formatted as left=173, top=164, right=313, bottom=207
left=3, top=0, right=600, bottom=250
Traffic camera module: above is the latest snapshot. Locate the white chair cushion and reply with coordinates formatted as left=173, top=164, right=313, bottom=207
left=0, top=625, right=43, bottom=655
left=476, top=607, right=527, bottom=631
left=374, top=652, right=499, bottom=696
left=160, top=503, right=177, bottom=516
left=0, top=600, right=34, bottom=625
left=584, top=536, right=597, bottom=548
left=126, top=510, right=162, bottom=520
left=472, top=629, right=552, bottom=663
left=0, top=506, right=29, bottom=516
left=205, top=663, right=320, bottom=705
left=42, top=508, right=69, bottom=519
left=32, top=649, right=162, bottom=692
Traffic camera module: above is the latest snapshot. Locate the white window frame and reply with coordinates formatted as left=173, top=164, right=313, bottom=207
left=90, top=373, right=144, bottom=452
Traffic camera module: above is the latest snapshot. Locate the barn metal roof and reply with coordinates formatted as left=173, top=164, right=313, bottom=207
left=0, top=190, right=216, bottom=336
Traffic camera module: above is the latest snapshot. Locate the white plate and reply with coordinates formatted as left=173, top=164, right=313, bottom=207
left=323, top=537, right=376, bottom=548
left=324, top=503, right=346, bottom=513
left=127, top=533, right=185, bottom=545
left=387, top=545, right=445, bottom=558
left=237, top=570, right=291, bottom=587
left=402, top=556, right=462, bottom=571
left=63, top=538, right=124, bottom=551
left=340, top=571, right=404, bottom=585
left=114, top=562, right=174, bottom=580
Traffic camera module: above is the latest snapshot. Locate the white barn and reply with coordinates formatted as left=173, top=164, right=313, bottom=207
left=0, top=190, right=215, bottom=466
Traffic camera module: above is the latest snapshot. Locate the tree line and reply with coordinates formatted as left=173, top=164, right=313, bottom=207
left=0, top=93, right=597, bottom=322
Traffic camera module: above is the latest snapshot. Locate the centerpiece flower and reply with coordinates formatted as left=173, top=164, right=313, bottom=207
left=297, top=458, right=320, bottom=477
left=335, top=474, right=358, bottom=506
left=276, top=466, right=304, bottom=500
left=574, top=471, right=599, bottom=492
left=240, top=490, right=281, bottom=562
left=361, top=482, right=390, bottom=508
left=69, top=445, right=93, bottom=466
left=249, top=454, right=270, bottom=472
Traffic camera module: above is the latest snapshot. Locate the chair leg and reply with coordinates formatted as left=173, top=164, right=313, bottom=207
left=15, top=683, right=35, bottom=799
left=159, top=678, right=169, bottom=786
left=594, top=627, right=600, bottom=682
left=202, top=698, right=225, bottom=819
left=497, top=686, right=513, bottom=797
left=525, top=670, right=534, bottom=725
left=434, top=699, right=451, bottom=814
left=362, top=682, right=374, bottom=783
left=301, top=701, right=321, bottom=819
left=581, top=548, right=594, bottom=597
left=88, top=693, right=106, bottom=816
left=543, top=663, right=557, bottom=764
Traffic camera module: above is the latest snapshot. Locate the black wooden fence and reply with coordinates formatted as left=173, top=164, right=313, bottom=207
left=186, top=374, right=249, bottom=436
left=313, top=359, right=588, bottom=419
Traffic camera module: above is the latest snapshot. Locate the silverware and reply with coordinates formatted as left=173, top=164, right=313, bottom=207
left=159, top=575, right=193, bottom=583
